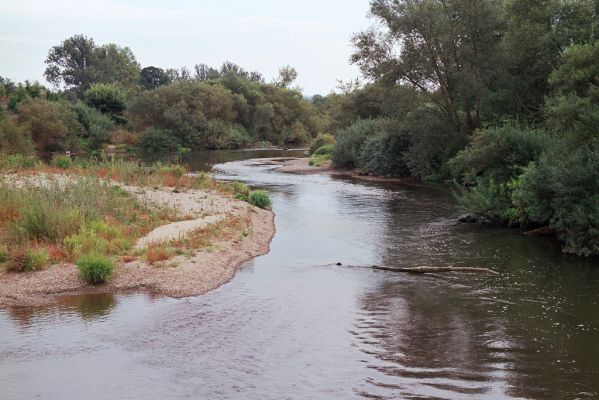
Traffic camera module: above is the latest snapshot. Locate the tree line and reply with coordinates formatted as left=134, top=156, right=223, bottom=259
left=0, top=34, right=321, bottom=155
left=318, top=0, right=598, bottom=256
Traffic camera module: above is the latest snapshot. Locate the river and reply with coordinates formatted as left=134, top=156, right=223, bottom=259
left=1, top=150, right=598, bottom=399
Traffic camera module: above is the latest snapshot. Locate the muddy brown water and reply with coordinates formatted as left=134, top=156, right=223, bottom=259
left=1, top=150, right=599, bottom=400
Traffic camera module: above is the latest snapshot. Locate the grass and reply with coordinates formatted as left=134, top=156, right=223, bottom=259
left=76, top=253, right=114, bottom=284
left=0, top=175, right=178, bottom=272
left=308, top=144, right=333, bottom=167
left=0, top=153, right=268, bottom=273
left=248, top=190, right=271, bottom=209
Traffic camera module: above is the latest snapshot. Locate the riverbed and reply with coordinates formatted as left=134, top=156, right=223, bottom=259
left=1, top=150, right=598, bottom=399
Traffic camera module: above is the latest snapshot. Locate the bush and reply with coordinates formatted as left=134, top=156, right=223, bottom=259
left=50, top=154, right=72, bottom=169
left=309, top=133, right=336, bottom=155
left=313, top=144, right=334, bottom=156
left=309, top=154, right=331, bottom=167
left=154, top=163, right=186, bottom=178
left=513, top=143, right=599, bottom=256
left=229, top=124, right=252, bottom=148
left=64, top=220, right=129, bottom=258
left=16, top=98, right=83, bottom=152
left=457, top=179, right=517, bottom=224
left=332, top=119, right=383, bottom=169
left=72, top=101, right=115, bottom=149
left=248, top=190, right=271, bottom=209
left=0, top=118, right=34, bottom=155
left=8, top=248, right=50, bottom=272
left=0, top=246, right=9, bottom=263
left=0, top=153, right=40, bottom=170
left=358, top=128, right=411, bottom=177
left=449, top=123, right=549, bottom=184
left=84, top=83, right=126, bottom=117
left=109, top=128, right=139, bottom=146
left=230, top=181, right=250, bottom=197
left=76, top=253, right=114, bottom=284
left=138, top=128, right=180, bottom=152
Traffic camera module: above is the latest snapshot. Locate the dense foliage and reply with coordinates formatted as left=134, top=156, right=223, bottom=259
left=323, top=0, right=599, bottom=256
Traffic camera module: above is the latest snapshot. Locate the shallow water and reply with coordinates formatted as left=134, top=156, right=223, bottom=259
left=1, top=152, right=599, bottom=399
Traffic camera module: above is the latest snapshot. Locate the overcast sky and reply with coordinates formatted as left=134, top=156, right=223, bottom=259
left=0, top=0, right=371, bottom=95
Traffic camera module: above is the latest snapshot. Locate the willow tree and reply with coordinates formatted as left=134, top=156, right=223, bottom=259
left=351, top=0, right=505, bottom=133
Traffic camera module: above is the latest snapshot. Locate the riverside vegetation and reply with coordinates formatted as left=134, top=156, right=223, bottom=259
left=1, top=0, right=598, bottom=257
left=0, top=155, right=270, bottom=285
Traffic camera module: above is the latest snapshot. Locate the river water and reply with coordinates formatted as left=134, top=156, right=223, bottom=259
left=1, top=150, right=599, bottom=400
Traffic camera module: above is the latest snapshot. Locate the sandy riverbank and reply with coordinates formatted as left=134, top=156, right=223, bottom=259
left=254, top=157, right=418, bottom=183
left=0, top=176, right=275, bottom=307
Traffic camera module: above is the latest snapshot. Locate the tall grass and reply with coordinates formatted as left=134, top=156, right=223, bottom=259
left=0, top=176, right=177, bottom=271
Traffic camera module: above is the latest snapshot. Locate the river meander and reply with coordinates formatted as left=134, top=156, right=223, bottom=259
left=1, top=150, right=598, bottom=399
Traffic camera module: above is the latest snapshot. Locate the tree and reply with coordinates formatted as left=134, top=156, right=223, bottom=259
left=274, top=66, right=298, bottom=88
left=91, top=43, right=140, bottom=89
left=351, top=0, right=506, bottom=133
left=84, top=83, right=126, bottom=121
left=544, top=40, right=599, bottom=144
left=497, top=0, right=599, bottom=118
left=44, top=35, right=97, bottom=94
left=44, top=35, right=140, bottom=95
left=194, top=63, right=221, bottom=81
left=140, top=66, right=172, bottom=89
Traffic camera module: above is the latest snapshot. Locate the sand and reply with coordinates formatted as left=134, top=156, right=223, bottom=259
left=254, top=157, right=416, bottom=183
left=0, top=176, right=275, bottom=307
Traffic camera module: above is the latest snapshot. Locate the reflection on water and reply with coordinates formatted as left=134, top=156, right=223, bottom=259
left=1, top=151, right=598, bottom=399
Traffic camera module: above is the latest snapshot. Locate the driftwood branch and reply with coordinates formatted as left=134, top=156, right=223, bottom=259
left=336, top=263, right=498, bottom=275
left=370, top=265, right=498, bottom=275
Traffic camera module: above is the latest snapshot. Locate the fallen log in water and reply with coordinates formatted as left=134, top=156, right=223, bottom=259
left=338, top=263, right=498, bottom=275
left=371, top=265, right=498, bottom=275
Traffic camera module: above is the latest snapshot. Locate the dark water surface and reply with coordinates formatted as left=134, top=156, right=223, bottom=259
left=1, top=151, right=599, bottom=400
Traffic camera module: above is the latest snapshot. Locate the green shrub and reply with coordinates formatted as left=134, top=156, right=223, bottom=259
left=309, top=133, right=336, bottom=155
left=231, top=181, right=250, bottom=197
left=229, top=124, right=252, bottom=149
left=24, top=249, right=50, bottom=271
left=0, top=246, right=8, bottom=263
left=72, top=101, right=115, bottom=149
left=138, top=128, right=180, bottom=152
left=248, top=190, right=271, bottom=209
left=313, top=144, right=334, bottom=156
left=457, top=179, right=517, bottom=224
left=449, top=123, right=549, bottom=185
left=513, top=143, right=599, bottom=256
left=0, top=118, right=34, bottom=155
left=309, top=154, right=331, bottom=166
left=332, top=119, right=380, bottom=169
left=16, top=98, right=83, bottom=153
left=8, top=249, right=50, bottom=272
left=234, top=193, right=249, bottom=202
left=154, top=163, right=186, bottom=178
left=76, top=253, right=114, bottom=284
left=358, top=129, right=411, bottom=177
left=50, top=154, right=73, bottom=169
left=64, top=220, right=129, bottom=258
left=84, top=83, right=126, bottom=117
left=0, top=153, right=40, bottom=170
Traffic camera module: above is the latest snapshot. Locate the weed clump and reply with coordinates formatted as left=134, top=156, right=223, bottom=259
left=76, top=253, right=114, bottom=284
left=8, top=248, right=50, bottom=272
left=50, top=154, right=73, bottom=169
left=248, top=190, right=271, bottom=209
